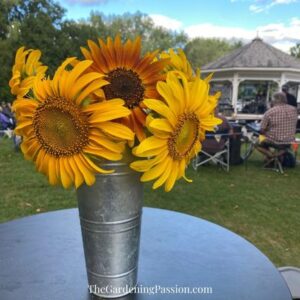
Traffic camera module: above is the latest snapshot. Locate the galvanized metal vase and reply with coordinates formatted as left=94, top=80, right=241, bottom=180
left=76, top=151, right=143, bottom=298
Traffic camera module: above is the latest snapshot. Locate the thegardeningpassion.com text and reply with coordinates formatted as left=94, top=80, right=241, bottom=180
left=88, top=284, right=213, bottom=296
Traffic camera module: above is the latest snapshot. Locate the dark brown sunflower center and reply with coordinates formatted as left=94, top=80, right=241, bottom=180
left=103, top=68, right=145, bottom=109
left=168, top=113, right=200, bottom=160
left=32, top=96, right=89, bottom=157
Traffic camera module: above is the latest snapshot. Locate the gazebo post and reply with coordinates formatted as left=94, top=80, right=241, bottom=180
left=280, top=73, right=286, bottom=90
left=266, top=82, right=270, bottom=107
left=232, top=73, right=239, bottom=115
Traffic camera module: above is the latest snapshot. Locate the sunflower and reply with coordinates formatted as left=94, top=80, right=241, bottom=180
left=80, top=35, right=169, bottom=142
left=130, top=71, right=221, bottom=192
left=13, top=57, right=134, bottom=189
left=160, top=48, right=195, bottom=81
left=9, top=47, right=48, bottom=98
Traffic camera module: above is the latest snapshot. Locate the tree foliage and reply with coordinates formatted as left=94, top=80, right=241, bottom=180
left=0, top=0, right=18, bottom=39
left=184, top=38, right=243, bottom=69
left=86, top=11, right=187, bottom=52
left=0, top=0, right=243, bottom=103
left=290, top=43, right=300, bottom=58
left=0, top=1, right=189, bottom=102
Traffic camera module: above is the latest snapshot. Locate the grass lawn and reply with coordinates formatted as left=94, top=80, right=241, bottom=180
left=0, top=137, right=299, bottom=267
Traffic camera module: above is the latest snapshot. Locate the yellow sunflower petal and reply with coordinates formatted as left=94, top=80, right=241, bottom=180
left=143, top=99, right=177, bottom=126
left=88, top=106, right=130, bottom=123
left=189, top=77, right=209, bottom=111
left=15, top=120, right=32, bottom=134
left=63, top=157, right=76, bottom=183
left=130, top=152, right=167, bottom=172
left=76, top=79, right=108, bottom=105
left=84, top=146, right=122, bottom=161
left=83, top=99, right=125, bottom=113
left=64, top=60, right=93, bottom=96
left=89, top=40, right=110, bottom=73
left=200, top=116, right=222, bottom=131
left=135, top=136, right=166, bottom=156
left=13, top=99, right=38, bottom=114
left=58, top=158, right=73, bottom=189
left=83, top=154, right=114, bottom=174
left=149, top=118, right=173, bottom=132
left=52, top=57, right=76, bottom=95
left=70, top=72, right=104, bottom=100
left=21, top=138, right=40, bottom=160
left=107, top=36, right=117, bottom=68
left=140, top=156, right=169, bottom=182
left=100, top=122, right=134, bottom=141
left=156, top=81, right=181, bottom=115
left=152, top=158, right=173, bottom=190
left=33, top=76, right=47, bottom=101
left=114, top=35, right=123, bottom=65
left=69, top=156, right=84, bottom=189
left=35, top=148, right=47, bottom=174
left=10, top=47, right=47, bottom=98
left=25, top=50, right=42, bottom=75
left=168, top=71, right=190, bottom=108
left=48, top=156, right=59, bottom=186
left=89, top=130, right=125, bottom=153
left=130, top=112, right=146, bottom=142
left=80, top=46, right=92, bottom=60
left=75, top=154, right=96, bottom=186
left=165, top=160, right=179, bottom=192
left=133, top=144, right=168, bottom=158
left=177, top=158, right=187, bottom=180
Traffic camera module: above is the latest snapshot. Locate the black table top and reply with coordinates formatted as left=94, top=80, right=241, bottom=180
left=0, top=208, right=291, bottom=300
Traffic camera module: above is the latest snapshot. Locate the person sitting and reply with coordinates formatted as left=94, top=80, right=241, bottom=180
left=197, top=110, right=232, bottom=168
left=202, top=113, right=231, bottom=154
left=282, top=85, right=297, bottom=108
left=0, top=107, right=13, bottom=130
left=256, top=92, right=298, bottom=161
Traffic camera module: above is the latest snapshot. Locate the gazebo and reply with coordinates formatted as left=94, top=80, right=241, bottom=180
left=201, top=38, right=300, bottom=119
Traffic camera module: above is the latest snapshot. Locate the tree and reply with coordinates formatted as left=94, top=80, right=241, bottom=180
left=184, top=38, right=242, bottom=69
left=0, top=0, right=67, bottom=101
left=0, top=5, right=189, bottom=102
left=0, top=39, right=15, bottom=101
left=59, top=20, right=100, bottom=59
left=9, top=0, right=65, bottom=26
left=88, top=11, right=188, bottom=53
left=0, top=3, right=9, bottom=39
left=290, top=43, right=300, bottom=58
left=12, top=0, right=67, bottom=74
left=143, top=27, right=187, bottom=53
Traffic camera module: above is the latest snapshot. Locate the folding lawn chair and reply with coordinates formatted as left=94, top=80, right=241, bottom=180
left=192, top=133, right=230, bottom=172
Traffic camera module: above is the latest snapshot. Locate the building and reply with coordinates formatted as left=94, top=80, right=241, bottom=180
left=201, top=38, right=300, bottom=119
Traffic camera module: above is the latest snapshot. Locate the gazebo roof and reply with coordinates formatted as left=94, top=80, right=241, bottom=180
left=202, top=38, right=300, bottom=70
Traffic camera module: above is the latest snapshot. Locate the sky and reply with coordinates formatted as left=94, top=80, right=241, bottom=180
left=57, top=0, right=300, bottom=53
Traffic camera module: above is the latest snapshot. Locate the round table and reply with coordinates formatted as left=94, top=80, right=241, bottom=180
left=0, top=208, right=291, bottom=300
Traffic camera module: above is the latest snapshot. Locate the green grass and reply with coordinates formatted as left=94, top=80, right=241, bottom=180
left=0, top=138, right=299, bottom=267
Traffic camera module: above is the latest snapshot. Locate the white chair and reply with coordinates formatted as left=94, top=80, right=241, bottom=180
left=278, top=266, right=300, bottom=299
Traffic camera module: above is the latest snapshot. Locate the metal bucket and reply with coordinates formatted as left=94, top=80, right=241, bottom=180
left=77, top=151, right=143, bottom=298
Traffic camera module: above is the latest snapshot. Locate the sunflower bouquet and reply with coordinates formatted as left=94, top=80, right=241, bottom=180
left=10, top=36, right=221, bottom=192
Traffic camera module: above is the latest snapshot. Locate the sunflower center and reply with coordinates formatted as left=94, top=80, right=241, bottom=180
left=33, top=96, right=89, bottom=157
left=168, top=113, right=200, bottom=160
left=103, top=68, right=145, bottom=108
